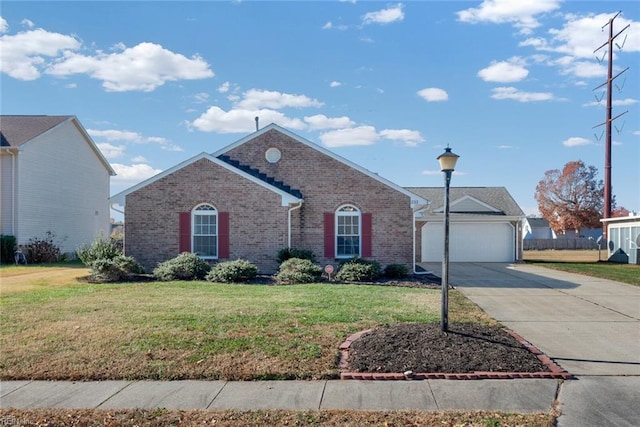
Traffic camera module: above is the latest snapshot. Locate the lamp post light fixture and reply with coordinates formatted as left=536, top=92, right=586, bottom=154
left=437, top=146, right=459, bottom=332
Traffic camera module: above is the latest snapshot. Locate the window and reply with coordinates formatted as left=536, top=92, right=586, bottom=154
left=336, top=205, right=360, bottom=258
left=192, top=204, right=217, bottom=258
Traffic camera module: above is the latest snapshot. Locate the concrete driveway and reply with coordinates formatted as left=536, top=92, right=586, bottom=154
left=421, top=262, right=640, bottom=427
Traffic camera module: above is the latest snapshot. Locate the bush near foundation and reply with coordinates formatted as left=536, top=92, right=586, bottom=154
left=206, top=259, right=259, bottom=283
left=275, top=258, right=323, bottom=284
left=276, top=247, right=316, bottom=264
left=153, top=252, right=211, bottom=281
left=335, top=258, right=381, bottom=282
left=384, top=263, right=409, bottom=278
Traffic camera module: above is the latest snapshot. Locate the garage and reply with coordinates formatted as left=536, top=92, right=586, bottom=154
left=421, top=221, right=516, bottom=262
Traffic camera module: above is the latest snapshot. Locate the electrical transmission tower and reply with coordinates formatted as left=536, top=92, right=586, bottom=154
left=593, top=11, right=630, bottom=241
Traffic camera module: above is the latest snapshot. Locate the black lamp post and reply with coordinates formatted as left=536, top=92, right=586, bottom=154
left=437, top=146, right=459, bottom=332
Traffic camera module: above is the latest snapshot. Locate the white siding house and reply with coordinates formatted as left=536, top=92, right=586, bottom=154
left=0, top=115, right=116, bottom=256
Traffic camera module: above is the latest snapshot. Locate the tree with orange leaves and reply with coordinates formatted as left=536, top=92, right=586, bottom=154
left=534, top=160, right=605, bottom=235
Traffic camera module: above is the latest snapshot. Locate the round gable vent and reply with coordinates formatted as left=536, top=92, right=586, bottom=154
left=265, top=147, right=281, bottom=163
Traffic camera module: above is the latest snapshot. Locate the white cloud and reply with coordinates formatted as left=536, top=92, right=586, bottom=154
left=422, top=169, right=442, bottom=176
left=97, top=142, right=126, bottom=159
left=236, top=89, right=323, bottom=110
left=563, top=137, right=593, bottom=147
left=111, top=163, right=163, bottom=185
left=319, top=126, right=379, bottom=147
left=0, top=28, right=81, bottom=80
left=490, top=86, right=554, bottom=102
left=47, top=42, right=214, bottom=92
left=380, top=129, right=425, bottom=147
left=477, top=58, right=529, bottom=83
left=330, top=81, right=342, bottom=88
left=0, top=17, right=8, bottom=33
left=190, top=106, right=305, bottom=133
left=363, top=3, right=404, bottom=25
left=88, top=128, right=181, bottom=151
left=304, top=114, right=355, bottom=131
left=584, top=98, right=639, bottom=108
left=131, top=156, right=148, bottom=163
left=217, top=81, right=230, bottom=93
left=21, top=19, right=35, bottom=29
left=194, top=92, right=210, bottom=103
left=417, top=87, right=448, bottom=102
left=457, top=0, right=561, bottom=34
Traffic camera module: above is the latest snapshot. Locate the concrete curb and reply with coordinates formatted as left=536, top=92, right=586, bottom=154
left=339, top=327, right=573, bottom=381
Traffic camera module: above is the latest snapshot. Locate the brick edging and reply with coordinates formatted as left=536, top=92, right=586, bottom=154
left=338, top=327, right=573, bottom=381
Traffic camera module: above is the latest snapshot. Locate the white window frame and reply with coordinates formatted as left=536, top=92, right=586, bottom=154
left=335, top=204, right=361, bottom=258
left=192, top=204, right=218, bottom=259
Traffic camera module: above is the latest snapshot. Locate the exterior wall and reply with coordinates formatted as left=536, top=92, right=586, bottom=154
left=0, top=152, right=17, bottom=235
left=605, top=217, right=640, bottom=264
left=224, top=129, right=414, bottom=269
left=16, top=121, right=111, bottom=254
left=125, top=158, right=290, bottom=273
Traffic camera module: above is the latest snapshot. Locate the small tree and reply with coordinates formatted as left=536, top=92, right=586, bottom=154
left=535, top=161, right=605, bottom=235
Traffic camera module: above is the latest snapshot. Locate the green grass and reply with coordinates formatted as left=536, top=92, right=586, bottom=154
left=0, top=279, right=492, bottom=381
left=526, top=261, right=640, bottom=286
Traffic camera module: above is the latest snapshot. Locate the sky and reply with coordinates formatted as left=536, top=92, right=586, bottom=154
left=1, top=0, right=639, bottom=220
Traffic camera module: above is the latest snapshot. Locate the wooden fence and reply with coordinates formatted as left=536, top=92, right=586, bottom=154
left=523, top=238, right=599, bottom=250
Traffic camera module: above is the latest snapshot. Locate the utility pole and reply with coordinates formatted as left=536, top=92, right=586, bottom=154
left=593, top=11, right=629, bottom=242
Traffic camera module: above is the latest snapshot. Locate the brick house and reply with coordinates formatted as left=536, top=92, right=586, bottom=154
left=110, top=124, right=428, bottom=273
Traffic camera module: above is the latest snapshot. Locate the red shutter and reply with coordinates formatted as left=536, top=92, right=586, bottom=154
left=324, top=212, right=335, bottom=258
left=218, top=212, right=230, bottom=259
left=179, top=212, right=191, bottom=253
left=362, top=212, right=372, bottom=258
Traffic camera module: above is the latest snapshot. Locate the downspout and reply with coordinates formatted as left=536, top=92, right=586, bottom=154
left=287, top=201, right=303, bottom=248
left=8, top=149, right=17, bottom=236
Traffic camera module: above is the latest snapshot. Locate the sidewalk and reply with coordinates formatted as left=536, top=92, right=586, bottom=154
left=1, top=378, right=558, bottom=412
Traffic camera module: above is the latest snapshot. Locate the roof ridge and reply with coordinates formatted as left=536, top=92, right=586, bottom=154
left=217, top=154, right=303, bottom=199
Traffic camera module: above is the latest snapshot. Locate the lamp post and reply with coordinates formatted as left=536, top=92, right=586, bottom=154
left=437, top=146, right=459, bottom=332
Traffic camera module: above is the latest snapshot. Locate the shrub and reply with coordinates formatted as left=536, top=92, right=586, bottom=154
left=276, top=247, right=316, bottom=264
left=384, top=263, right=409, bottom=279
left=206, top=259, right=259, bottom=283
left=22, top=231, right=64, bottom=264
left=76, top=233, right=122, bottom=265
left=0, top=235, right=17, bottom=264
left=153, top=252, right=211, bottom=281
left=89, top=255, right=144, bottom=282
left=335, top=258, right=381, bottom=282
left=275, top=258, right=323, bottom=284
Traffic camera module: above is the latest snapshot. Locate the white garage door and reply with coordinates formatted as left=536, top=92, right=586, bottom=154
left=422, top=222, right=515, bottom=262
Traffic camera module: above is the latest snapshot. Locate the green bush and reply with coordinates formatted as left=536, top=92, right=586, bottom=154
left=206, top=259, right=259, bottom=283
left=1, top=235, right=17, bottom=264
left=335, top=258, right=381, bottom=282
left=384, top=263, right=409, bottom=278
left=275, top=258, right=323, bottom=284
left=153, top=252, right=211, bottom=281
left=76, top=233, right=122, bottom=265
left=276, top=247, right=316, bottom=264
left=89, top=255, right=144, bottom=282
left=22, top=231, right=64, bottom=264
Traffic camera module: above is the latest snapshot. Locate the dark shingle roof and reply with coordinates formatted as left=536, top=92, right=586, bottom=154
left=217, top=154, right=303, bottom=199
left=405, top=187, right=525, bottom=217
left=0, top=115, right=72, bottom=147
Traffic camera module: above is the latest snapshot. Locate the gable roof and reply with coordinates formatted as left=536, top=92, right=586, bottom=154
left=109, top=152, right=303, bottom=207
left=0, top=115, right=116, bottom=175
left=214, top=123, right=428, bottom=207
left=406, top=187, right=525, bottom=218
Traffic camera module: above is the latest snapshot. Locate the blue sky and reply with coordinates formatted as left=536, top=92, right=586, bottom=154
left=2, top=0, right=639, bottom=219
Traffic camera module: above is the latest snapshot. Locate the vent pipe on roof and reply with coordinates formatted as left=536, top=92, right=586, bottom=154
left=255, top=116, right=259, bottom=131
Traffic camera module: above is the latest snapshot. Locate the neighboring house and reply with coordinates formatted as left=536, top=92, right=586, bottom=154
left=601, top=214, right=640, bottom=264
left=0, top=115, right=115, bottom=256
left=110, top=124, right=429, bottom=273
left=523, top=217, right=556, bottom=239
left=406, top=187, right=526, bottom=263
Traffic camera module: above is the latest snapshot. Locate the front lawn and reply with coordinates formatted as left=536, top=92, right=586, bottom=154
left=525, top=260, right=640, bottom=286
left=0, top=273, right=494, bottom=381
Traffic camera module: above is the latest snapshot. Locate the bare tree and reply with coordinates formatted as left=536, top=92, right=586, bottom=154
left=535, top=161, right=605, bottom=235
